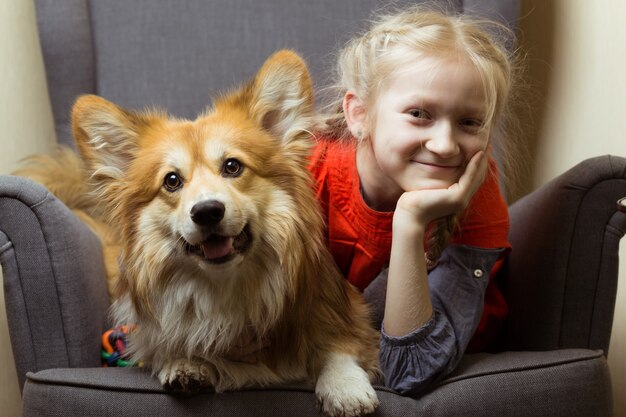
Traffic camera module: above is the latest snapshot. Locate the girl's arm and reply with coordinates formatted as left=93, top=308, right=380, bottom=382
left=383, top=150, right=488, bottom=336
left=383, top=215, right=431, bottom=336
left=365, top=245, right=503, bottom=395
left=377, top=150, right=491, bottom=394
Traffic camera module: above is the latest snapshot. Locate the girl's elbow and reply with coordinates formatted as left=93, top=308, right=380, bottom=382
left=380, top=347, right=459, bottom=396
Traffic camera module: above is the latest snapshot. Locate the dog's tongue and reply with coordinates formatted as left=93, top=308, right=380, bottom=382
left=201, top=236, right=234, bottom=260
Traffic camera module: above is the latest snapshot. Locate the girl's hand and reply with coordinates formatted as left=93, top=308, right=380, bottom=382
left=394, top=151, right=489, bottom=229
left=384, top=150, right=488, bottom=336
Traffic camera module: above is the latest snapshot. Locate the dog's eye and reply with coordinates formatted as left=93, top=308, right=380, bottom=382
left=163, top=172, right=183, bottom=192
left=222, top=158, right=244, bottom=177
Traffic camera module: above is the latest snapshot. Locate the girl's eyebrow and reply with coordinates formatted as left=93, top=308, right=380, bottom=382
left=403, top=96, right=486, bottom=116
left=401, top=95, right=437, bottom=108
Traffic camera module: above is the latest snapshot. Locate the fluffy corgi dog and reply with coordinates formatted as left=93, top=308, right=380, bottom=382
left=20, top=50, right=380, bottom=416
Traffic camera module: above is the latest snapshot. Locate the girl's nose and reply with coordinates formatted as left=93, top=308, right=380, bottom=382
left=424, top=122, right=460, bottom=157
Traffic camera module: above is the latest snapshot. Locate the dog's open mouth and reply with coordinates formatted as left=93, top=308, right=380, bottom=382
left=184, top=225, right=252, bottom=264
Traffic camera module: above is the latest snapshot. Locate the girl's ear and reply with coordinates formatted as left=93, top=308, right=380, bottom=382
left=343, top=91, right=369, bottom=140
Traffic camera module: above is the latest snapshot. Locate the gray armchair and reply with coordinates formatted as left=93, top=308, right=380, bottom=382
left=2, top=1, right=625, bottom=416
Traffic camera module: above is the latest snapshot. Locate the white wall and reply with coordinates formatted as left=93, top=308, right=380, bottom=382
left=0, top=0, right=55, bottom=174
left=0, top=271, right=21, bottom=417
left=519, top=1, right=626, bottom=416
left=0, top=0, right=56, bottom=415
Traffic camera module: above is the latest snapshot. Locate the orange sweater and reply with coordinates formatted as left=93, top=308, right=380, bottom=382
left=308, top=138, right=511, bottom=351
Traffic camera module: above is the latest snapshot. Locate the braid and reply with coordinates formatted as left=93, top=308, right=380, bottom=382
left=425, top=214, right=458, bottom=268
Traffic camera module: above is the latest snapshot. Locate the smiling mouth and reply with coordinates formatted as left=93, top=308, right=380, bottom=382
left=184, top=224, right=252, bottom=264
left=414, top=161, right=461, bottom=170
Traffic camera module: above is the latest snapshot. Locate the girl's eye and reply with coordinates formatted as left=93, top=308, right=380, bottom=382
left=163, top=172, right=183, bottom=192
left=460, top=119, right=484, bottom=133
left=222, top=158, right=244, bottom=177
left=409, top=109, right=430, bottom=119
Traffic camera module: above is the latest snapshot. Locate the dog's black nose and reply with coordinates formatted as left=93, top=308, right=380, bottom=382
left=190, top=200, right=225, bottom=226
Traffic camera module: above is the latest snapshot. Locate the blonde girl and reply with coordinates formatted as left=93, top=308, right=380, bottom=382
left=308, top=5, right=521, bottom=394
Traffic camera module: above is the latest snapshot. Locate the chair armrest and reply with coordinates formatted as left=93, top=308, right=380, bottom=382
left=503, top=155, right=626, bottom=353
left=0, top=175, right=110, bottom=390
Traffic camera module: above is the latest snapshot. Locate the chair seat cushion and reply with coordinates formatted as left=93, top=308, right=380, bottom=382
left=22, top=349, right=611, bottom=417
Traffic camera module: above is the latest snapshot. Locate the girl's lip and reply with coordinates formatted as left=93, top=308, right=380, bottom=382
left=413, top=161, right=461, bottom=170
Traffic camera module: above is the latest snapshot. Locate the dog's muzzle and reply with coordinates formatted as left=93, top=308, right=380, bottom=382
left=184, top=200, right=252, bottom=264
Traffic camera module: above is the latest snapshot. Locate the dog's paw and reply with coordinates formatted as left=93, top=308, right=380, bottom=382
left=315, top=353, right=379, bottom=417
left=158, top=359, right=217, bottom=394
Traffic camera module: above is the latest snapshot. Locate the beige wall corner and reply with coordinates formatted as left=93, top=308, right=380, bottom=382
left=0, top=0, right=56, bottom=175
left=0, top=268, right=22, bottom=417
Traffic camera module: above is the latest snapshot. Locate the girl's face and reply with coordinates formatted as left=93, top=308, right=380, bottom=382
left=356, top=54, right=491, bottom=210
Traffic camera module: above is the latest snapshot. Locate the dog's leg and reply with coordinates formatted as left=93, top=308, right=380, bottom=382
left=158, top=358, right=218, bottom=394
left=315, top=352, right=379, bottom=417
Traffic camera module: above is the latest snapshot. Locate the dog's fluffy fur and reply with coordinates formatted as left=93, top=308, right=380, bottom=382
left=18, top=51, right=380, bottom=416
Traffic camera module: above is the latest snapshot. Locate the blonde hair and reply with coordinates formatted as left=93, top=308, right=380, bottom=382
left=319, top=5, right=526, bottom=263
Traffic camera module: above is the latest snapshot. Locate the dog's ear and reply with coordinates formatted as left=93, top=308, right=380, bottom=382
left=248, top=50, right=314, bottom=145
left=72, top=95, right=145, bottom=179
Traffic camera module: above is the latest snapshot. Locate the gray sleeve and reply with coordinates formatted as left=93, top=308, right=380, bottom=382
left=363, top=245, right=504, bottom=395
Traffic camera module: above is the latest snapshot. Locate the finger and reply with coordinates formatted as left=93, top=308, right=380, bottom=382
left=464, top=150, right=486, bottom=178
left=458, top=150, right=487, bottom=190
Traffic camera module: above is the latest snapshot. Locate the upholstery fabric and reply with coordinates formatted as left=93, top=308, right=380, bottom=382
left=0, top=175, right=109, bottom=390
left=21, top=350, right=611, bottom=417
left=504, top=155, right=626, bottom=353
left=34, top=0, right=95, bottom=148
left=34, top=0, right=519, bottom=146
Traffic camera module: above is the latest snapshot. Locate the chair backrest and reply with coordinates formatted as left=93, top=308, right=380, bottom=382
left=34, top=0, right=520, bottom=147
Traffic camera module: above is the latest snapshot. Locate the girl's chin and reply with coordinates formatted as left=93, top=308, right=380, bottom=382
left=405, top=176, right=458, bottom=191
left=407, top=165, right=462, bottom=189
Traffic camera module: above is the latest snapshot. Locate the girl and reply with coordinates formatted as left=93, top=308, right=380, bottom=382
left=308, top=6, right=521, bottom=394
